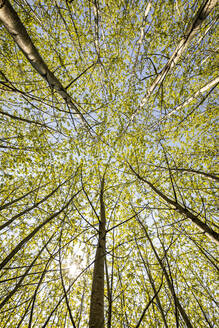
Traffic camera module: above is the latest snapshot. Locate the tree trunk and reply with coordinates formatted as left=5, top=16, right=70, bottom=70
left=0, top=190, right=81, bottom=270
left=0, top=0, right=90, bottom=129
left=141, top=0, right=217, bottom=105
left=135, top=238, right=169, bottom=327
left=129, top=165, right=219, bottom=245
left=138, top=219, right=194, bottom=328
left=154, top=76, right=219, bottom=125
left=89, top=178, right=106, bottom=328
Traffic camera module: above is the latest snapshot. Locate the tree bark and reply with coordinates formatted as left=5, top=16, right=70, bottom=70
left=138, top=219, right=194, bottom=328
left=129, top=165, right=219, bottom=245
left=126, top=0, right=217, bottom=128
left=0, top=190, right=81, bottom=270
left=89, top=178, right=106, bottom=328
left=0, top=0, right=90, bottom=129
left=152, top=76, right=219, bottom=126
left=141, top=0, right=217, bottom=106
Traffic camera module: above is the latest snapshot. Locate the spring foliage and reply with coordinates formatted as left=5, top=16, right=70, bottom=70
left=0, top=0, right=218, bottom=327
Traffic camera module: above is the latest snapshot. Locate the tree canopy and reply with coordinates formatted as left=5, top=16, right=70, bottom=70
left=0, top=0, right=218, bottom=327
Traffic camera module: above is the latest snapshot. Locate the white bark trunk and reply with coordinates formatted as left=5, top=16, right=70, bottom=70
left=141, top=0, right=217, bottom=106
left=151, top=76, right=219, bottom=126
left=0, top=0, right=90, bottom=128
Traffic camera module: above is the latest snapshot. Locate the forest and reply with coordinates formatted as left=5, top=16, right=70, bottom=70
left=0, top=0, right=218, bottom=327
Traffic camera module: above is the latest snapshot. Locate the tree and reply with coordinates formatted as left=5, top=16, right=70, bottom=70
left=0, top=0, right=218, bottom=327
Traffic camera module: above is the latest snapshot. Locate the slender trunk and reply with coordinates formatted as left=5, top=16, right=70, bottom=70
left=0, top=190, right=81, bottom=270
left=141, top=0, right=217, bottom=105
left=0, top=178, right=70, bottom=230
left=138, top=219, right=194, bottom=328
left=0, top=232, right=55, bottom=310
left=129, top=165, right=219, bottom=245
left=0, top=182, right=49, bottom=211
left=127, top=0, right=217, bottom=128
left=89, top=178, right=106, bottom=328
left=136, top=244, right=169, bottom=328
left=28, top=257, right=52, bottom=328
left=0, top=0, right=90, bottom=129
left=155, top=76, right=219, bottom=125
left=135, top=282, right=163, bottom=328
left=144, top=164, right=219, bottom=182
left=59, top=240, right=77, bottom=328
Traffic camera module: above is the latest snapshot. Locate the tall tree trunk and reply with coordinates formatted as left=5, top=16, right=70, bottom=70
left=89, top=178, right=106, bottom=328
left=129, top=165, right=219, bottom=245
left=136, top=240, right=169, bottom=328
left=138, top=219, right=194, bottom=328
left=0, top=0, right=90, bottom=129
left=154, top=76, right=219, bottom=125
left=0, top=190, right=81, bottom=271
left=141, top=0, right=217, bottom=105
left=126, top=0, right=217, bottom=128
